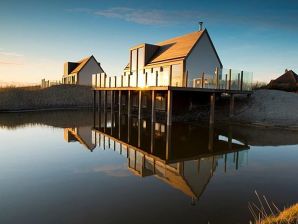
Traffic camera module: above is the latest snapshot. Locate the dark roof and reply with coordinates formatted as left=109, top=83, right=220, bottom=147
left=270, top=70, right=298, bottom=84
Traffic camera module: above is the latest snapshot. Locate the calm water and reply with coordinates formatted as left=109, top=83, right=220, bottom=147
left=1, top=110, right=298, bottom=224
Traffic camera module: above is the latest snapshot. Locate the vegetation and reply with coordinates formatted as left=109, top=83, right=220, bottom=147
left=249, top=191, right=298, bottom=224
left=0, top=84, right=93, bottom=112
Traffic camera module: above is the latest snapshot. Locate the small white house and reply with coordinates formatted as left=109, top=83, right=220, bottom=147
left=62, top=55, right=104, bottom=86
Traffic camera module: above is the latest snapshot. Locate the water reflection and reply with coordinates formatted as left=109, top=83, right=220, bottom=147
left=64, top=111, right=250, bottom=202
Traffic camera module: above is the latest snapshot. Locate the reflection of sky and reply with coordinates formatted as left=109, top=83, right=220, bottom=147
left=1, top=125, right=298, bottom=223
left=0, top=0, right=298, bottom=83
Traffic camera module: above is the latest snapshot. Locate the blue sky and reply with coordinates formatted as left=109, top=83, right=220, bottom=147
left=0, top=0, right=297, bottom=83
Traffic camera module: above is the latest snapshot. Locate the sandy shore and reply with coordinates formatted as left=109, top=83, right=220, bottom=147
left=232, top=89, right=298, bottom=128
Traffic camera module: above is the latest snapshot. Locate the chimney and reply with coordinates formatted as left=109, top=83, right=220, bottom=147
left=199, top=22, right=203, bottom=31
left=285, top=69, right=288, bottom=73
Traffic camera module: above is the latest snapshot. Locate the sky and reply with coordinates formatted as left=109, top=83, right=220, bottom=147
left=0, top=0, right=297, bottom=84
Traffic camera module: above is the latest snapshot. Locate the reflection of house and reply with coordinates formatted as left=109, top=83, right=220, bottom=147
left=64, top=127, right=96, bottom=151
left=62, top=55, right=104, bottom=85
left=268, top=69, right=298, bottom=91
left=123, top=26, right=222, bottom=87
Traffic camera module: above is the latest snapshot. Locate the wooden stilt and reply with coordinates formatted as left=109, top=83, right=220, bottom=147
left=167, top=90, right=173, bottom=126
left=209, top=93, right=215, bottom=125
left=151, top=90, right=155, bottom=123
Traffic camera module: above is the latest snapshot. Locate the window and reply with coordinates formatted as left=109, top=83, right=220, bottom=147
left=137, top=47, right=144, bottom=69
left=171, top=64, right=183, bottom=87
left=131, top=49, right=137, bottom=71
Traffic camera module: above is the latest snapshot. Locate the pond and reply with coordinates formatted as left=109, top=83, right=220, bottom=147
left=0, top=110, right=298, bottom=224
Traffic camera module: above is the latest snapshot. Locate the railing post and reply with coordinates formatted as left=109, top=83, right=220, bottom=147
left=237, top=73, right=241, bottom=91
left=201, top=72, right=205, bottom=88
left=228, top=69, right=232, bottom=90
left=156, top=72, right=158, bottom=86
left=240, top=71, right=244, bottom=91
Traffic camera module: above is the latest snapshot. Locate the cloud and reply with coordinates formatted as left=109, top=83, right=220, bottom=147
left=0, top=51, right=23, bottom=57
left=67, top=7, right=298, bottom=32
left=0, top=61, right=22, bottom=65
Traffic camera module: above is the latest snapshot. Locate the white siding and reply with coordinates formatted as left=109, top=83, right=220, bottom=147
left=185, top=32, right=221, bottom=86
left=78, top=57, right=104, bottom=86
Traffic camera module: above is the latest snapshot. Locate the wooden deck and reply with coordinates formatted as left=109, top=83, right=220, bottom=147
left=93, top=86, right=252, bottom=95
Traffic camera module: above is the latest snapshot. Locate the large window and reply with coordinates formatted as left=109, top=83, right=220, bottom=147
left=171, top=64, right=183, bottom=87
left=137, top=47, right=144, bottom=69
left=131, top=49, right=137, bottom=71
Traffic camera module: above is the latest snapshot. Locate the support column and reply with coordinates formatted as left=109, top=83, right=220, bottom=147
left=128, top=90, right=131, bottom=118
left=138, top=91, right=142, bottom=120
left=209, top=93, right=215, bottom=126
left=165, top=124, right=172, bottom=161
left=229, top=94, right=235, bottom=118
left=98, top=91, right=101, bottom=111
left=167, top=90, right=173, bottom=126
left=151, top=90, right=155, bottom=123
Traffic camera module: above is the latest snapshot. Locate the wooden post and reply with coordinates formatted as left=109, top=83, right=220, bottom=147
left=237, top=73, right=241, bottom=91
left=209, top=93, right=215, bottom=125
left=138, top=91, right=142, bottom=120
left=229, top=94, right=235, bottom=118
left=167, top=90, right=173, bottom=126
left=201, top=72, right=205, bottom=88
left=169, top=68, right=172, bottom=86
left=150, top=122, right=154, bottom=153
left=151, top=90, right=155, bottom=123
left=228, top=69, right=232, bottom=90
left=166, top=124, right=171, bottom=160
left=225, top=74, right=228, bottom=90
left=93, top=90, right=96, bottom=111
left=98, top=91, right=101, bottom=111
left=156, top=72, right=158, bottom=86
left=128, top=90, right=131, bottom=118
left=240, top=71, right=244, bottom=91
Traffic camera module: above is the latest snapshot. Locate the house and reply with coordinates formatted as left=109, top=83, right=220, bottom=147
left=123, top=27, right=223, bottom=87
left=268, top=69, right=298, bottom=91
left=64, top=127, right=96, bottom=152
left=62, top=55, right=104, bottom=86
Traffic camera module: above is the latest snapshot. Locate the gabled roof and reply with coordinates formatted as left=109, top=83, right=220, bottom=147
left=124, top=29, right=222, bottom=69
left=68, top=55, right=103, bottom=75
left=149, top=30, right=205, bottom=64
left=272, top=70, right=298, bottom=84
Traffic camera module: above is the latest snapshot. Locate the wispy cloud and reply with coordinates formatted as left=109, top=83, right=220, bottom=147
left=94, top=7, right=200, bottom=25
left=0, top=61, right=23, bottom=65
left=0, top=51, right=23, bottom=57
left=67, top=7, right=298, bottom=32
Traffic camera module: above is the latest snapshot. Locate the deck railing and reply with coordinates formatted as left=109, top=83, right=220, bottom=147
left=92, top=68, right=253, bottom=91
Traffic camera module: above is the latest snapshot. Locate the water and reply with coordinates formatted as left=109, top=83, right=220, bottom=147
left=0, top=110, right=298, bottom=224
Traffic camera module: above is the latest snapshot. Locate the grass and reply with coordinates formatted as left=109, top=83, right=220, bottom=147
left=249, top=191, right=298, bottom=224
left=0, top=84, right=93, bottom=112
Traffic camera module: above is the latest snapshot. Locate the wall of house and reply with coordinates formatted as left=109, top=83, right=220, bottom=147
left=78, top=57, right=104, bottom=86
left=185, top=32, right=222, bottom=87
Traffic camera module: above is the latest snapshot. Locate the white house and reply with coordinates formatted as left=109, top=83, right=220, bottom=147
left=62, top=55, right=104, bottom=86
left=123, top=27, right=223, bottom=87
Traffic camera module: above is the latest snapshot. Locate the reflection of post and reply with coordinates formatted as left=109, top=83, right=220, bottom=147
left=166, top=124, right=172, bottom=161
left=167, top=90, right=173, bottom=126
left=151, top=90, right=155, bottom=123
left=224, top=153, right=227, bottom=173
left=228, top=125, right=232, bottom=151
left=236, top=151, right=239, bottom=170
left=208, top=123, right=214, bottom=152
left=118, top=90, right=121, bottom=139
left=150, top=122, right=154, bottom=153
left=209, top=93, right=215, bottom=125
left=229, top=94, right=235, bottom=118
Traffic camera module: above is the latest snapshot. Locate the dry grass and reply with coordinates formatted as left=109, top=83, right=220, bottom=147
left=249, top=191, right=298, bottom=224
left=0, top=84, right=93, bottom=112
left=260, top=204, right=298, bottom=224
